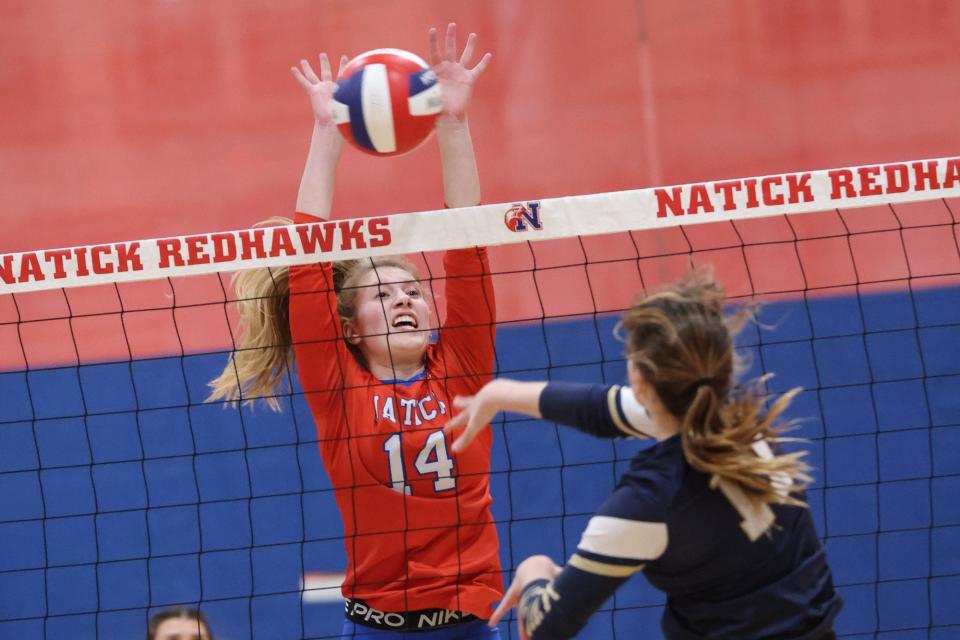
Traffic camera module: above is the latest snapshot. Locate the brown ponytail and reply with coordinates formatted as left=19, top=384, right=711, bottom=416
left=621, top=271, right=811, bottom=508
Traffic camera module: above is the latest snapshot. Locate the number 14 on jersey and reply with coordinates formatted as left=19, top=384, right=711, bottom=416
left=383, top=431, right=456, bottom=495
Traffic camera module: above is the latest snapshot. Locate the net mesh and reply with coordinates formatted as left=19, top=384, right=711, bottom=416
left=1, top=165, right=959, bottom=638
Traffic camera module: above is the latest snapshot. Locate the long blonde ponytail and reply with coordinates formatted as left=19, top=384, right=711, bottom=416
left=208, top=217, right=294, bottom=411
left=208, top=264, right=292, bottom=411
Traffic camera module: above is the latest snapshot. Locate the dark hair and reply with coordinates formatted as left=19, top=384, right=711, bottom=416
left=147, top=607, right=212, bottom=640
left=620, top=270, right=811, bottom=508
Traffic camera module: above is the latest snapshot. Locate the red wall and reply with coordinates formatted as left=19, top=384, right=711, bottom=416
left=1, top=0, right=958, bottom=368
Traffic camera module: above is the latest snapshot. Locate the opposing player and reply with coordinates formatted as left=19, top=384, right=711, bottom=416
left=146, top=606, right=213, bottom=640
left=446, top=273, right=843, bottom=639
left=209, top=25, right=501, bottom=638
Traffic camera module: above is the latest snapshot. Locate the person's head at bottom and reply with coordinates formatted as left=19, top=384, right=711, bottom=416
left=147, top=607, right=213, bottom=640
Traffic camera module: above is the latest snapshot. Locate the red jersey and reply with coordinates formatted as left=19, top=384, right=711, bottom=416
left=289, top=212, right=502, bottom=617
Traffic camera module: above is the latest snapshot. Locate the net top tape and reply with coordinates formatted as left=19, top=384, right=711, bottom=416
left=2, top=157, right=957, bottom=294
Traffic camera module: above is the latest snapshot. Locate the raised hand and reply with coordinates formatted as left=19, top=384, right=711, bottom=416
left=445, top=379, right=546, bottom=453
left=428, top=23, right=492, bottom=122
left=445, top=389, right=499, bottom=453
left=291, top=53, right=349, bottom=127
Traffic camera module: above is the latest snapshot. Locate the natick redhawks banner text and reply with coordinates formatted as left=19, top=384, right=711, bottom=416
left=2, top=157, right=958, bottom=294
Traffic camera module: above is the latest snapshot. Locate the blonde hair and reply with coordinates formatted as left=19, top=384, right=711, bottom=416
left=620, top=271, right=811, bottom=507
left=207, top=217, right=421, bottom=411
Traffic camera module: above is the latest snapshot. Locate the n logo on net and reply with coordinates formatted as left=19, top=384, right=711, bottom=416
left=504, top=201, right=543, bottom=232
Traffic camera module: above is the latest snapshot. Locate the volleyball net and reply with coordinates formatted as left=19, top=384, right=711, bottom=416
left=1, top=157, right=958, bottom=638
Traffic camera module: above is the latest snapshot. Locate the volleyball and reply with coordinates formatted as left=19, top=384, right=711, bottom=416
left=332, top=48, right=442, bottom=156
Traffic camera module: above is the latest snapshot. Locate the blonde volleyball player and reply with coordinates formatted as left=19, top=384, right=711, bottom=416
left=210, top=24, right=502, bottom=639
left=447, top=273, right=843, bottom=639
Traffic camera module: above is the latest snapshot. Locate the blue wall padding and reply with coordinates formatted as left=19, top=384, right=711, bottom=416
left=0, top=287, right=958, bottom=639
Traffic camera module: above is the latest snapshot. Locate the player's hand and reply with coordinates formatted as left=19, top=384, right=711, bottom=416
left=428, top=23, right=492, bottom=122
left=489, top=555, right=562, bottom=633
left=446, top=379, right=547, bottom=452
left=291, top=53, right=349, bottom=127
left=445, top=384, right=500, bottom=453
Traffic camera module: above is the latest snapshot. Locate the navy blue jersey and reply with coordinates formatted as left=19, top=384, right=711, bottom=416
left=518, top=382, right=842, bottom=640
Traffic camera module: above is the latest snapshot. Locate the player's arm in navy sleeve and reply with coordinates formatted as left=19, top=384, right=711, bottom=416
left=517, top=570, right=628, bottom=640
left=540, top=382, right=655, bottom=439
left=447, top=379, right=655, bottom=453
left=497, top=477, right=671, bottom=639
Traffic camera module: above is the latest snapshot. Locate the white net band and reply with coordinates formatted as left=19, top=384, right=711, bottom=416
left=2, top=156, right=958, bottom=294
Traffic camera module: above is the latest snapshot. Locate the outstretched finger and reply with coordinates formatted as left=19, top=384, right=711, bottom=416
left=443, top=411, right=467, bottom=436
left=451, top=419, right=483, bottom=453
left=459, top=32, right=477, bottom=66
left=471, top=52, right=492, bottom=77
left=318, top=52, right=332, bottom=82
left=291, top=66, right=312, bottom=89
left=300, top=59, right=320, bottom=84
left=444, top=22, right=457, bottom=61
left=337, top=54, right=349, bottom=78
left=489, top=576, right=522, bottom=627
left=428, top=27, right=443, bottom=66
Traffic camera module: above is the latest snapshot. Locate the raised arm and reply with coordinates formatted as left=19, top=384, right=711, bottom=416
left=446, top=379, right=656, bottom=453
left=291, top=53, right=348, bottom=220
left=428, top=24, right=497, bottom=383
left=288, top=54, right=360, bottom=429
left=430, top=23, right=491, bottom=208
